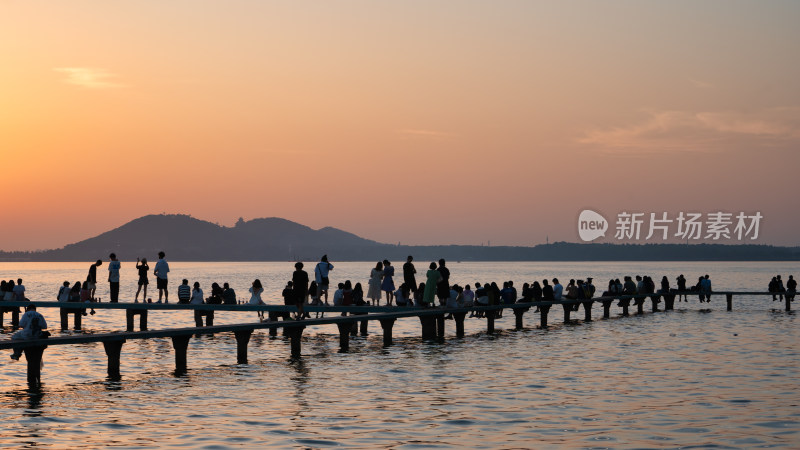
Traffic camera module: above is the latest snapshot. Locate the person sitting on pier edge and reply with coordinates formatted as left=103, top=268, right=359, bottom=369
left=341, top=280, right=353, bottom=316
left=785, top=275, right=796, bottom=302
left=530, top=281, right=543, bottom=311
left=542, top=279, right=554, bottom=301
left=10, top=304, right=49, bottom=361
left=222, top=282, right=236, bottom=305
left=177, top=279, right=191, bottom=304
left=191, top=282, right=213, bottom=327
left=13, top=278, right=27, bottom=301
left=462, top=284, right=475, bottom=307
left=585, top=277, right=595, bottom=298
left=394, top=283, right=410, bottom=307
left=423, top=263, right=440, bottom=307
left=353, top=282, right=366, bottom=306
left=603, top=279, right=615, bottom=297
left=292, top=262, right=309, bottom=320
left=249, top=279, right=265, bottom=321
left=521, top=283, right=531, bottom=302
left=414, top=282, right=425, bottom=306
left=473, top=282, right=488, bottom=318
left=314, top=255, right=334, bottom=305
left=208, top=282, right=224, bottom=305
left=552, top=278, right=563, bottom=301
left=676, top=274, right=687, bottom=302
left=58, top=281, right=70, bottom=302
left=769, top=276, right=779, bottom=301
left=776, top=275, right=786, bottom=301
left=332, top=283, right=344, bottom=307
left=281, top=281, right=294, bottom=321
left=134, top=258, right=149, bottom=303
left=621, top=276, right=636, bottom=308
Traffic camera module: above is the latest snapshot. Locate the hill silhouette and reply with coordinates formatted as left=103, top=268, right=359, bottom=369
left=0, top=214, right=798, bottom=261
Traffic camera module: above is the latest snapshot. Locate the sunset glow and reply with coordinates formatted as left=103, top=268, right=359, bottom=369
left=1, top=1, right=798, bottom=251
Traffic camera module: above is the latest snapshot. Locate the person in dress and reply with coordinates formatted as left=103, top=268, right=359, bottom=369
left=367, top=261, right=383, bottom=306
left=292, top=262, right=309, bottom=320
left=381, top=260, right=395, bottom=306
left=249, top=279, right=265, bottom=321
left=423, top=262, right=441, bottom=306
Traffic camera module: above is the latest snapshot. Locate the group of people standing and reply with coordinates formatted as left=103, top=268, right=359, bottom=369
left=768, top=274, right=796, bottom=301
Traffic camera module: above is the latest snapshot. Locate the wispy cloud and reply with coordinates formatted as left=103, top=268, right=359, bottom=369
left=396, top=129, right=455, bottom=139
left=54, top=67, right=126, bottom=89
left=578, top=108, right=800, bottom=154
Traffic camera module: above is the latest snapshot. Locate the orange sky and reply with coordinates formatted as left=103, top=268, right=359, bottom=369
left=1, top=1, right=799, bottom=251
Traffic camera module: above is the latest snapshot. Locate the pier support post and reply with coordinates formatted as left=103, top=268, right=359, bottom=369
left=583, top=302, right=593, bottom=322
left=651, top=296, right=660, bottom=313
left=436, top=314, right=445, bottom=339
left=171, top=335, right=191, bottom=375
left=514, top=308, right=527, bottom=329
left=635, top=298, right=645, bottom=315
left=420, top=315, right=436, bottom=340
left=103, top=340, right=125, bottom=379
left=360, top=318, right=369, bottom=336
left=786, top=295, right=791, bottom=312
left=234, top=330, right=252, bottom=364
left=11, top=309, right=20, bottom=330
left=664, top=294, right=675, bottom=311
left=268, top=312, right=279, bottom=336
left=726, top=294, right=733, bottom=312
left=602, top=300, right=612, bottom=319
left=380, top=318, right=396, bottom=347
left=453, top=312, right=466, bottom=338
left=24, top=345, right=46, bottom=386
left=562, top=303, right=572, bottom=323
left=486, top=311, right=495, bottom=334
left=337, top=322, right=351, bottom=352
left=126, top=310, right=148, bottom=331
left=60, top=309, right=82, bottom=331
left=288, top=326, right=305, bottom=358
left=540, top=305, right=550, bottom=329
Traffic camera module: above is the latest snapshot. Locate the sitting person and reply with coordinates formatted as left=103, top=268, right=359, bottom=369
left=10, top=305, right=49, bottom=360
left=222, top=282, right=237, bottom=305
left=177, top=279, right=191, bottom=304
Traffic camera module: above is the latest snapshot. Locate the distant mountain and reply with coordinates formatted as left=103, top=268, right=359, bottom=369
left=0, top=214, right=799, bottom=261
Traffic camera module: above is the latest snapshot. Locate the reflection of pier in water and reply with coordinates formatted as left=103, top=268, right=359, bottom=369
left=0, top=291, right=793, bottom=386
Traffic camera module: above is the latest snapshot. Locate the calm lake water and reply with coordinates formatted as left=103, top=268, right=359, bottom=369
left=0, top=261, right=798, bottom=448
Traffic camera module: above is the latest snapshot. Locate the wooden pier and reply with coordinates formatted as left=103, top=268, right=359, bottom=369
left=0, top=291, right=792, bottom=386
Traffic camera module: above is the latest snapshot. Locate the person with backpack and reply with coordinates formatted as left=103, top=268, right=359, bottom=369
left=314, top=255, right=334, bottom=304
left=10, top=304, right=49, bottom=360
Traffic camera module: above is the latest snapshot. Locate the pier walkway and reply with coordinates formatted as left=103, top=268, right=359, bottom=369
left=0, top=291, right=792, bottom=385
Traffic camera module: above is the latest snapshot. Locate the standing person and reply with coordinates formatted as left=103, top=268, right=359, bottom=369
left=107, top=253, right=121, bottom=303
left=9, top=305, right=48, bottom=361
left=403, top=256, right=417, bottom=294
left=436, top=259, right=450, bottom=306
left=134, top=258, right=149, bottom=303
left=367, top=261, right=383, bottom=306
left=776, top=275, right=786, bottom=301
left=154, top=251, right=170, bottom=303
left=700, top=274, right=712, bottom=303
left=249, top=279, right=265, bottom=321
left=381, top=260, right=396, bottom=305
left=292, top=262, right=309, bottom=320
left=87, top=260, right=102, bottom=300
left=423, top=262, right=441, bottom=306
left=314, top=255, right=334, bottom=304
left=177, top=279, right=191, bottom=304
left=676, top=274, right=687, bottom=302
